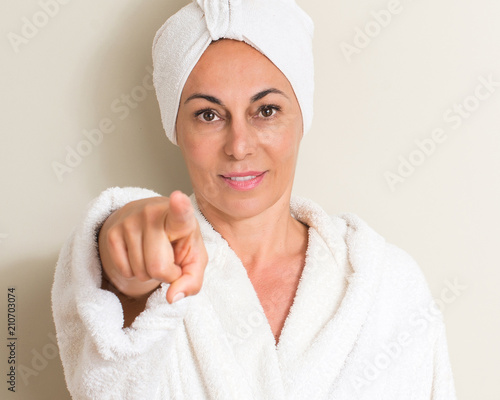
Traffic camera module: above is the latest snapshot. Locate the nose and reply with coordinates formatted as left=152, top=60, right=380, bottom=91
left=223, top=116, right=257, bottom=160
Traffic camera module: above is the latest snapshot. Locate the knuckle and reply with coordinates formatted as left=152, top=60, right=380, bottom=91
left=141, top=203, right=164, bottom=223
left=106, top=227, right=122, bottom=248
left=116, top=263, right=133, bottom=279
left=135, top=272, right=152, bottom=282
left=122, top=218, right=140, bottom=234
left=147, top=260, right=167, bottom=280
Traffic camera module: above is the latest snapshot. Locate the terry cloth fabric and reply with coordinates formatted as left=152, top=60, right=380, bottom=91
left=152, top=0, right=314, bottom=145
left=52, top=187, right=457, bottom=399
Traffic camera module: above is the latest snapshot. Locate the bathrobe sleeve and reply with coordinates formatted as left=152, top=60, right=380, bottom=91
left=51, top=187, right=190, bottom=400
left=431, top=321, right=457, bottom=400
left=384, top=243, right=458, bottom=400
left=388, top=243, right=458, bottom=400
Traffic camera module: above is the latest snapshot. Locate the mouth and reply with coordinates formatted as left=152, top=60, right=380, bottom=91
left=227, top=175, right=258, bottom=181
left=219, top=171, right=267, bottom=191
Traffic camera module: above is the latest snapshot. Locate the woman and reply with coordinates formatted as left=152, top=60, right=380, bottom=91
left=52, top=0, right=457, bottom=399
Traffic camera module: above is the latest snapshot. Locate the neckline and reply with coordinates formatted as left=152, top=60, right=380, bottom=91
left=189, top=194, right=315, bottom=349
left=189, top=194, right=345, bottom=343
left=273, top=225, right=313, bottom=349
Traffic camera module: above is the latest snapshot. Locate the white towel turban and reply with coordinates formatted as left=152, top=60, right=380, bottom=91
left=152, top=0, right=314, bottom=145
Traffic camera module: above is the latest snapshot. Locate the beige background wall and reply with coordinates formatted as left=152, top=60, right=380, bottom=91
left=1, top=0, right=498, bottom=398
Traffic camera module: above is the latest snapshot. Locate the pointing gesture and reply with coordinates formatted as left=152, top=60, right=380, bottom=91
left=98, top=191, right=208, bottom=305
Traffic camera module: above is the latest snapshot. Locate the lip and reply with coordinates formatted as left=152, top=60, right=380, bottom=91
left=219, top=171, right=267, bottom=191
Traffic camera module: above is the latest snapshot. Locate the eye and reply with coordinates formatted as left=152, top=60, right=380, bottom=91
left=195, top=109, right=221, bottom=122
left=258, top=105, right=280, bottom=118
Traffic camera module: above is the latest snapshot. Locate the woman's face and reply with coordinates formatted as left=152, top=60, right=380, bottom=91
left=176, top=39, right=303, bottom=221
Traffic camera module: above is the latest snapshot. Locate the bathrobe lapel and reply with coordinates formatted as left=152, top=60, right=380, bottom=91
left=187, top=196, right=387, bottom=400
left=186, top=202, right=286, bottom=400
left=281, top=200, right=388, bottom=399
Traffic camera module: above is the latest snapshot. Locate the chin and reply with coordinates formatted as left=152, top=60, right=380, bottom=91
left=211, top=194, right=259, bottom=217
left=218, top=190, right=289, bottom=220
left=195, top=177, right=291, bottom=220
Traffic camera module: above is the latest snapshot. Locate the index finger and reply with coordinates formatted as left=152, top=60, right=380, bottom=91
left=166, top=238, right=208, bottom=304
left=164, top=191, right=197, bottom=242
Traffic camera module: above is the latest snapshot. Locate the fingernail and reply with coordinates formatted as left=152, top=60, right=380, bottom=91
left=172, top=292, right=185, bottom=303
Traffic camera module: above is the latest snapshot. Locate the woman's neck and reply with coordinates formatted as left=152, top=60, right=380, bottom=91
left=198, top=195, right=308, bottom=274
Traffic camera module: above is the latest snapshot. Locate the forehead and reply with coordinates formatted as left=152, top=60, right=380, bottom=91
left=199, top=39, right=267, bottom=63
left=183, top=39, right=293, bottom=95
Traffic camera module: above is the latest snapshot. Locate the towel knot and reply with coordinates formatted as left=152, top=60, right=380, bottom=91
left=196, top=0, right=243, bottom=41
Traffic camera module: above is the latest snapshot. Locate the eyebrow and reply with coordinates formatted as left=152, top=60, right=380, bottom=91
left=250, top=88, right=288, bottom=103
left=184, top=88, right=288, bottom=106
left=184, top=94, right=224, bottom=106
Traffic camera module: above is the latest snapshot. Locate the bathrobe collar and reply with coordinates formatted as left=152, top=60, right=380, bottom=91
left=186, top=195, right=387, bottom=400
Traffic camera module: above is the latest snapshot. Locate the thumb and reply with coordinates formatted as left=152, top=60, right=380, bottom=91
left=165, top=191, right=196, bottom=241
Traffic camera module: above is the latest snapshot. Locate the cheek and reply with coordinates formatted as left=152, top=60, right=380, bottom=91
left=179, top=131, right=221, bottom=179
left=181, top=138, right=225, bottom=201
left=178, top=120, right=204, bottom=167
left=183, top=142, right=208, bottom=173
left=266, top=122, right=302, bottom=163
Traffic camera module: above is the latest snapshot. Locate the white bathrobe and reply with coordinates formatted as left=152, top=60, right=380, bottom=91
left=51, top=187, right=457, bottom=400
